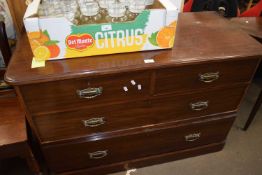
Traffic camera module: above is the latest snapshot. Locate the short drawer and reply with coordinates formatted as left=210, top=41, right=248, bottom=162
left=34, top=85, right=246, bottom=142
left=155, top=59, right=258, bottom=95
left=43, top=116, right=235, bottom=173
left=20, top=72, right=150, bottom=114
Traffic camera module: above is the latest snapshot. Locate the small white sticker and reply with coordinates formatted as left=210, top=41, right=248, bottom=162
left=101, top=24, right=112, bottom=31
left=144, top=59, right=155, bottom=64
left=131, top=80, right=136, bottom=85
left=123, top=86, right=128, bottom=92
left=137, top=84, right=142, bottom=90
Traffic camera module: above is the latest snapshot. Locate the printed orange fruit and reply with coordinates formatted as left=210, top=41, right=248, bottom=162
left=28, top=31, right=50, bottom=44
left=169, top=21, right=177, bottom=27
left=37, top=33, right=50, bottom=44
left=47, top=44, right=60, bottom=58
left=27, top=32, right=41, bottom=39
left=29, top=39, right=41, bottom=50
left=33, top=46, right=51, bottom=61
left=156, top=27, right=175, bottom=48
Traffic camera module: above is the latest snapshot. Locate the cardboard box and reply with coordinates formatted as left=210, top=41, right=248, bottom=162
left=24, top=0, right=183, bottom=61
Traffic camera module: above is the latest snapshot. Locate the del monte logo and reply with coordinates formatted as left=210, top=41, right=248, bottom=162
left=66, top=34, right=94, bottom=51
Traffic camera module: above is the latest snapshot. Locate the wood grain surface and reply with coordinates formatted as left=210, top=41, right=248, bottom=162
left=4, top=12, right=262, bottom=175
left=0, top=97, right=26, bottom=145
left=155, top=58, right=259, bottom=95
left=34, top=85, right=246, bottom=143
left=19, top=71, right=151, bottom=115
left=230, top=17, right=262, bottom=39
left=43, top=116, right=235, bottom=173
left=59, top=142, right=225, bottom=175
left=5, top=12, right=262, bottom=85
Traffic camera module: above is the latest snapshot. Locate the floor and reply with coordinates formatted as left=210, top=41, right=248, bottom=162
left=1, top=80, right=261, bottom=175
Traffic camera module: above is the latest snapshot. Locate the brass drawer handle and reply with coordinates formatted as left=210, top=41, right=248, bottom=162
left=82, top=117, right=105, bottom=127
left=190, top=101, right=208, bottom=111
left=185, top=133, right=201, bottom=142
left=199, top=72, right=219, bottom=83
left=89, top=150, right=108, bottom=159
left=77, top=87, right=103, bottom=99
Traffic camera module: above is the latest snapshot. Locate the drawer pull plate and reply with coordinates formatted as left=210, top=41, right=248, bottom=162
left=89, top=150, right=108, bottom=159
left=83, top=117, right=105, bottom=127
left=77, top=87, right=103, bottom=99
left=185, top=133, right=201, bottom=142
left=190, top=101, right=209, bottom=111
left=199, top=72, right=220, bottom=83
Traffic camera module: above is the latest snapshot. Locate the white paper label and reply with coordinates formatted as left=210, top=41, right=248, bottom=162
left=101, top=24, right=112, bottom=31
left=144, top=59, right=155, bottom=64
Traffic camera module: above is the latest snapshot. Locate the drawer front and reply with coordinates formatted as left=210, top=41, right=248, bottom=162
left=35, top=85, right=246, bottom=142
left=20, top=72, right=150, bottom=114
left=155, top=59, right=258, bottom=95
left=43, top=116, right=235, bottom=173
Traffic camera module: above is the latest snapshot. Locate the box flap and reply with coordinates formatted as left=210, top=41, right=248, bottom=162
left=159, top=0, right=181, bottom=25
left=159, top=0, right=179, bottom=12
left=24, top=0, right=41, bottom=19
left=24, top=17, right=40, bottom=33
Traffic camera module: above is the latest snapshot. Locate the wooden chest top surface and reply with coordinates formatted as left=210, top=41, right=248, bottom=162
left=5, top=12, right=262, bottom=85
left=230, top=17, right=262, bottom=39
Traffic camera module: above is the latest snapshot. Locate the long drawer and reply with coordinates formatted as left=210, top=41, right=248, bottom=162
left=43, top=116, right=235, bottom=173
left=154, top=59, right=258, bottom=95
left=34, top=85, right=245, bottom=142
left=20, top=71, right=150, bottom=114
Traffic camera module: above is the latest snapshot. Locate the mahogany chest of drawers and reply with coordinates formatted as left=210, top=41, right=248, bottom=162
left=5, top=12, right=262, bottom=175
